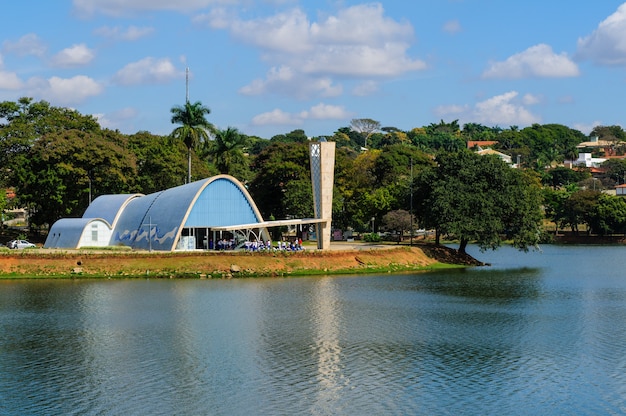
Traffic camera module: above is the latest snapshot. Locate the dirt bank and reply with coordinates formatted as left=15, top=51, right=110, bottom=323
left=0, top=243, right=482, bottom=278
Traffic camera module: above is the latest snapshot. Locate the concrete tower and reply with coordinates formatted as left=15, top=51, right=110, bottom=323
left=309, top=141, right=336, bottom=250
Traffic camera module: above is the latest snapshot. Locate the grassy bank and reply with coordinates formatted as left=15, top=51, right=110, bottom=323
left=0, top=243, right=479, bottom=279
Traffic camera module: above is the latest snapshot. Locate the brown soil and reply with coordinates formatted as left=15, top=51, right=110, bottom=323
left=0, top=242, right=482, bottom=278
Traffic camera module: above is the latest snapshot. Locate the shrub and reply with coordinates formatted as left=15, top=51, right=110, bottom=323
left=363, top=233, right=381, bottom=243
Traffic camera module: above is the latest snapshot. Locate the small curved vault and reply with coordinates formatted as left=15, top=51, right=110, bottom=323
left=45, top=142, right=336, bottom=251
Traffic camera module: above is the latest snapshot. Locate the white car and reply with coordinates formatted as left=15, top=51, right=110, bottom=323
left=9, top=240, right=36, bottom=249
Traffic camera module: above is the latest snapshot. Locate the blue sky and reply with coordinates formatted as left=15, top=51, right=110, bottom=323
left=2, top=1, right=626, bottom=139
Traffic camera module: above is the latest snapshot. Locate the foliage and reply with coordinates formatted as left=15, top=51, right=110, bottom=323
left=350, top=118, right=381, bottom=148
left=381, top=209, right=414, bottom=243
left=15, top=129, right=137, bottom=227
left=363, top=232, right=381, bottom=242
left=591, top=194, right=626, bottom=236
left=248, top=142, right=311, bottom=220
left=127, top=131, right=191, bottom=193
left=270, top=129, right=308, bottom=144
left=561, top=189, right=601, bottom=234
left=207, top=127, right=249, bottom=179
left=0, top=190, right=7, bottom=229
left=170, top=100, right=215, bottom=183
left=601, top=158, right=626, bottom=186
left=0, top=97, right=100, bottom=187
left=414, top=150, right=543, bottom=253
left=542, top=166, right=590, bottom=188
left=6, top=97, right=626, bottom=251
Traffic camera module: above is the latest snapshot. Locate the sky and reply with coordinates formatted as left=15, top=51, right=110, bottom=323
left=2, top=1, right=626, bottom=139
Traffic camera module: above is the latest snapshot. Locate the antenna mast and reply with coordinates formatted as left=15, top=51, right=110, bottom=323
left=185, top=67, right=189, bottom=103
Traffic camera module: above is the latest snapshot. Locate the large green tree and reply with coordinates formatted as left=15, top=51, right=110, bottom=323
left=248, top=142, right=312, bottom=220
left=16, top=129, right=137, bottom=227
left=350, top=118, right=381, bottom=149
left=170, top=100, right=214, bottom=183
left=127, top=131, right=191, bottom=193
left=591, top=193, right=626, bottom=236
left=0, top=97, right=100, bottom=187
left=415, top=150, right=543, bottom=254
left=208, top=127, right=248, bottom=178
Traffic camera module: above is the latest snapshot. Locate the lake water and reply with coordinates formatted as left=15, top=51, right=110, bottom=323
left=2, top=245, right=626, bottom=415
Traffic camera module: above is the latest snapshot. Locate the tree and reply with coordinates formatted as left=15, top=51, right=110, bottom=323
left=350, top=118, right=381, bottom=149
left=382, top=209, right=414, bottom=243
left=591, top=194, right=626, bottom=236
left=208, top=127, right=247, bottom=177
left=542, top=166, right=590, bottom=189
left=170, top=100, right=214, bottom=183
left=0, top=97, right=100, bottom=187
left=0, top=189, right=7, bottom=230
left=562, top=189, right=601, bottom=235
left=248, top=142, right=311, bottom=220
left=15, top=129, right=137, bottom=227
left=127, top=131, right=191, bottom=193
left=270, top=129, right=308, bottom=143
left=601, top=158, right=626, bottom=185
left=425, top=119, right=461, bottom=136
left=517, top=124, right=586, bottom=169
left=414, top=150, right=543, bottom=254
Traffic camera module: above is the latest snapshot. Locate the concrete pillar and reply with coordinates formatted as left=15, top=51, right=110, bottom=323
left=309, top=141, right=336, bottom=250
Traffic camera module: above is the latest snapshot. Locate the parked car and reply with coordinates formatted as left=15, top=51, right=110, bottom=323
left=8, top=240, right=36, bottom=249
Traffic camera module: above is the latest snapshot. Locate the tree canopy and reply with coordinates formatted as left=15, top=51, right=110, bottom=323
left=415, top=150, right=543, bottom=253
left=170, top=100, right=214, bottom=183
left=2, top=96, right=624, bottom=254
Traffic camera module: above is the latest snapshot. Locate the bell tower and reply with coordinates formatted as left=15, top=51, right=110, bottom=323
left=309, top=141, right=336, bottom=250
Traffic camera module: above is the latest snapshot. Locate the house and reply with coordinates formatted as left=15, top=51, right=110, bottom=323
left=475, top=148, right=513, bottom=165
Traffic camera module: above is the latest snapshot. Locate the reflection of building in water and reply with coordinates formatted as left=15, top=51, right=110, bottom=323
left=312, top=278, right=344, bottom=405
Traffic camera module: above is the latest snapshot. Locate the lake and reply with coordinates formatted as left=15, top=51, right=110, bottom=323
left=1, top=245, right=626, bottom=415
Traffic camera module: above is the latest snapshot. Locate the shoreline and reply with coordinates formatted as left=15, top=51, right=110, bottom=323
left=0, top=242, right=481, bottom=279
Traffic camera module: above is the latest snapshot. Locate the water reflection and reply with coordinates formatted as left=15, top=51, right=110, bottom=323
left=311, top=278, right=344, bottom=413
left=419, top=267, right=542, bottom=301
left=4, top=246, right=626, bottom=414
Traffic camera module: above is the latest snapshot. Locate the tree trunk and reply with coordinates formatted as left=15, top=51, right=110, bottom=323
left=458, top=237, right=469, bottom=254
left=187, top=147, right=192, bottom=184
left=435, top=229, right=441, bottom=245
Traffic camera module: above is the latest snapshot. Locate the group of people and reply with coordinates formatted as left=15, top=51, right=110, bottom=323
left=209, top=238, right=237, bottom=250
left=243, top=238, right=304, bottom=252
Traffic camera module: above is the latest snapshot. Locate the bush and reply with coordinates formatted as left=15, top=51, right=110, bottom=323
left=363, top=233, right=381, bottom=243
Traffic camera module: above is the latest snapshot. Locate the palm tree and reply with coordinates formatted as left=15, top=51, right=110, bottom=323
left=209, top=127, right=247, bottom=175
left=170, top=100, right=214, bottom=183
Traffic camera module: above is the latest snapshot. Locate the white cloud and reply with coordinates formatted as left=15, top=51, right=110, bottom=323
left=251, top=108, right=302, bottom=126
left=251, top=103, right=352, bottom=126
left=0, top=71, right=23, bottom=90
left=112, top=57, right=181, bottom=85
left=436, top=91, right=541, bottom=127
left=27, top=75, right=103, bottom=105
left=72, top=0, right=227, bottom=17
left=442, top=19, right=462, bottom=34
left=200, top=4, right=426, bottom=99
left=577, top=3, right=626, bottom=66
left=522, top=93, right=541, bottom=105
left=94, top=25, right=155, bottom=41
left=573, top=121, right=601, bottom=135
left=352, top=80, right=379, bottom=96
left=239, top=65, right=342, bottom=99
left=0, top=54, right=23, bottom=90
left=482, top=44, right=579, bottom=79
left=2, top=33, right=46, bottom=57
left=299, top=103, right=351, bottom=120
left=96, top=107, right=139, bottom=130
left=473, top=91, right=541, bottom=125
left=50, top=44, right=95, bottom=67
